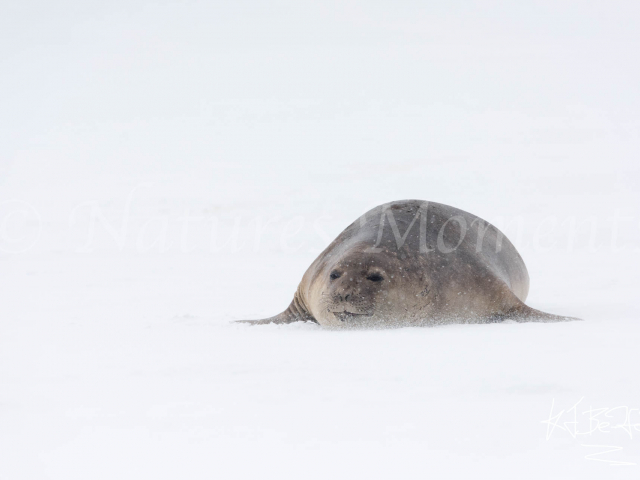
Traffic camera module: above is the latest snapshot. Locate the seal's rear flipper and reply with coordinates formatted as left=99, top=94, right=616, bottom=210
left=503, top=302, right=581, bottom=323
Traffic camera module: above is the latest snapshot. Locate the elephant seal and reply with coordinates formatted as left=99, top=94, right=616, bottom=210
left=239, top=200, right=578, bottom=327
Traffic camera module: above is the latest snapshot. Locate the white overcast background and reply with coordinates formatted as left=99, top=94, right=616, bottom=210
left=2, top=1, right=640, bottom=479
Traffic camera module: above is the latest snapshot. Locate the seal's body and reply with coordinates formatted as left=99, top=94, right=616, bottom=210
left=240, top=200, right=576, bottom=327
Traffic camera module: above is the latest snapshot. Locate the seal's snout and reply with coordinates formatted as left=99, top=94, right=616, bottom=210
left=331, top=281, right=357, bottom=305
left=328, top=289, right=374, bottom=319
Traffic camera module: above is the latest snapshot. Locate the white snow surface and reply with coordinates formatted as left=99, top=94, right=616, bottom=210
left=2, top=2, right=640, bottom=479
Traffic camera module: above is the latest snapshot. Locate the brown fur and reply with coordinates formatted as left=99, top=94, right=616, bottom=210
left=238, top=200, right=579, bottom=327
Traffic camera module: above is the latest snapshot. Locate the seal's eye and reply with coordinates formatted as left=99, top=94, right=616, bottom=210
left=367, top=273, right=384, bottom=282
left=330, top=270, right=341, bottom=280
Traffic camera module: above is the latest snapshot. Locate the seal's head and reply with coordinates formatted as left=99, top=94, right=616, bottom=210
left=311, top=246, right=430, bottom=327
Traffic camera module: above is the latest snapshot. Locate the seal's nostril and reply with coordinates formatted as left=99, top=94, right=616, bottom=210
left=345, top=294, right=351, bottom=301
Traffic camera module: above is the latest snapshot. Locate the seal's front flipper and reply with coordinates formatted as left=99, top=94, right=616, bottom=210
left=235, top=311, right=296, bottom=325
left=503, top=302, right=581, bottom=323
left=236, top=297, right=318, bottom=325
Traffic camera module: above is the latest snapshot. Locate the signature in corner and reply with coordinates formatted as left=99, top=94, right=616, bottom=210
left=542, top=397, right=640, bottom=467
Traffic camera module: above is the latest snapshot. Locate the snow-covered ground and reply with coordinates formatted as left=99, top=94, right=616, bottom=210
left=2, top=2, right=640, bottom=479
